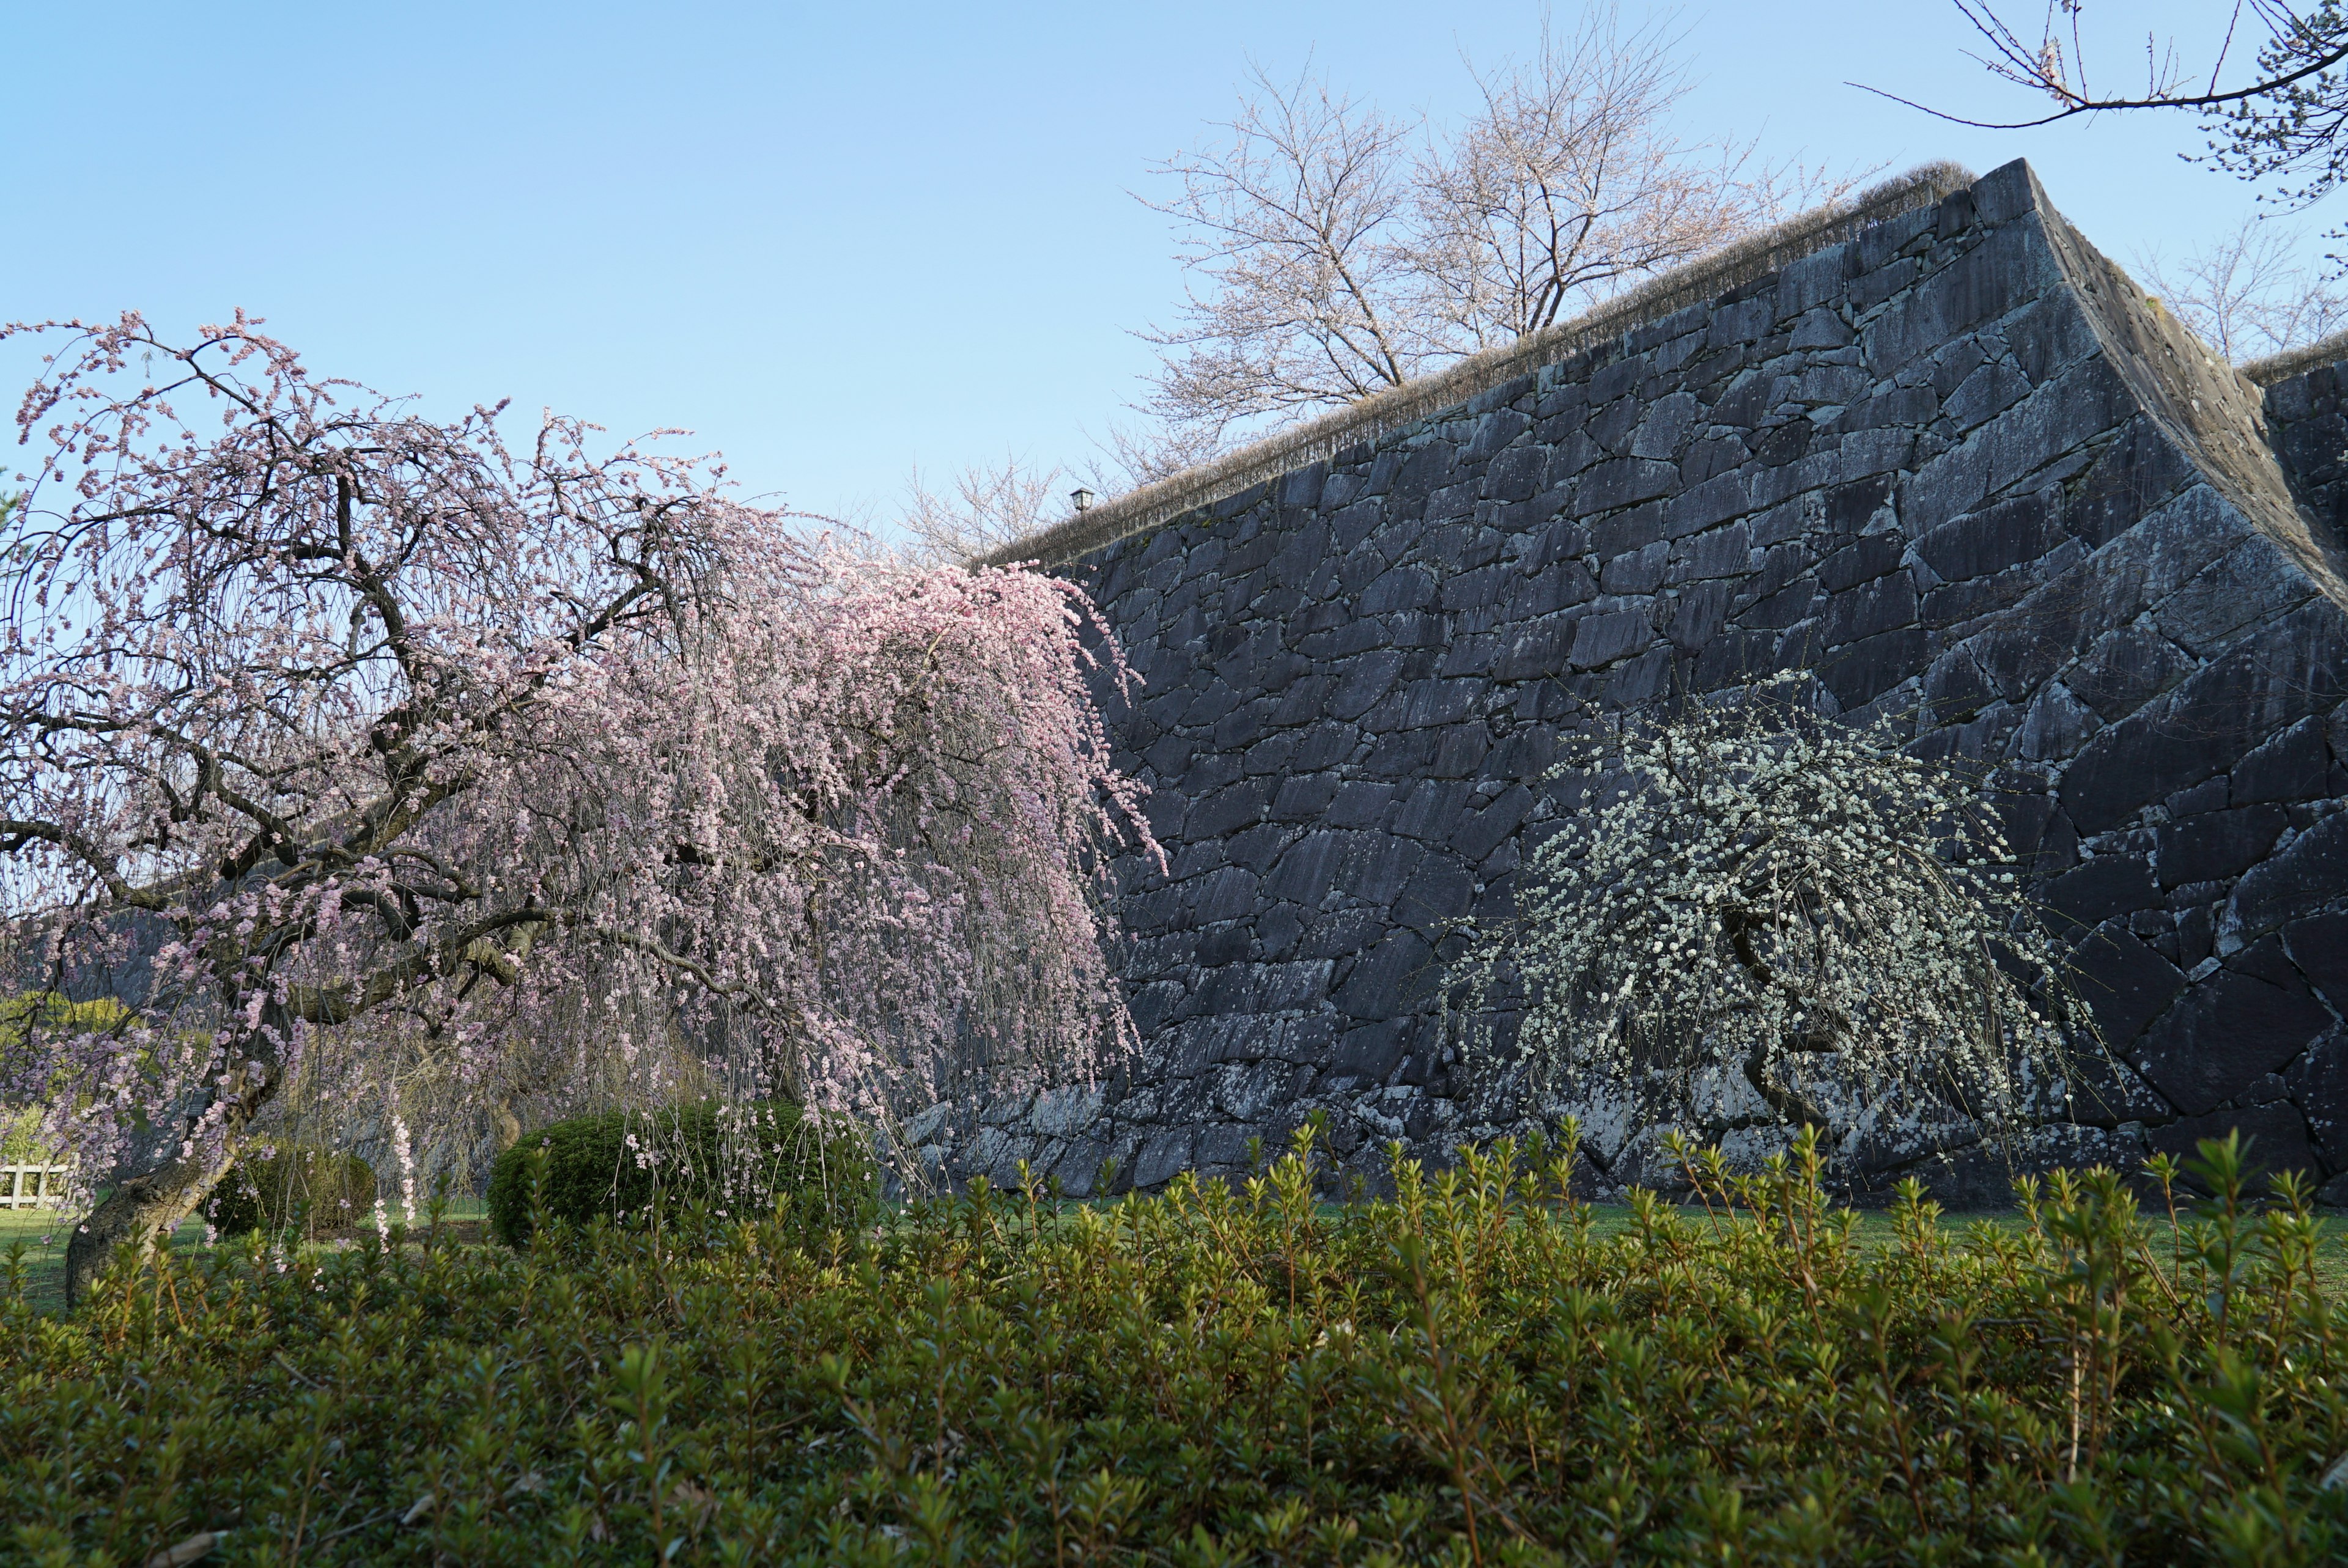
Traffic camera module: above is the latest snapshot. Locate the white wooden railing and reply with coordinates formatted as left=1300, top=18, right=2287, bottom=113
left=0, top=1163, right=70, bottom=1209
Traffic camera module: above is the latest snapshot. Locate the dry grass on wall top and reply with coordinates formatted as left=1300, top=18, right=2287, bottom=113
left=2242, top=326, right=2348, bottom=386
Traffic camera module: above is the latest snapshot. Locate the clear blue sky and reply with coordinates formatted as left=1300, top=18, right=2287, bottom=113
left=0, top=2, right=2319, bottom=530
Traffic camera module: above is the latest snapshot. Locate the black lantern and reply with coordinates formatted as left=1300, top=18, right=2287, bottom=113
left=1069, top=487, right=1096, bottom=513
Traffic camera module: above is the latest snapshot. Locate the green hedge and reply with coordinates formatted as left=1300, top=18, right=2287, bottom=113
left=10, top=1127, right=2348, bottom=1564
left=485, top=1100, right=872, bottom=1245
left=203, top=1143, right=377, bottom=1240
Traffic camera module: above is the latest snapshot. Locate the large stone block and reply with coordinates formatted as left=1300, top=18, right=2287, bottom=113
left=1578, top=458, right=1679, bottom=513
left=2155, top=806, right=2287, bottom=889
left=1568, top=609, right=1652, bottom=669
left=1815, top=627, right=1928, bottom=710
left=1329, top=1020, right=1410, bottom=1084
left=1601, top=541, right=1671, bottom=594
left=2062, top=603, right=2348, bottom=833
left=1130, top=1129, right=1197, bottom=1189
left=1819, top=573, right=1919, bottom=646
left=1397, top=855, right=1475, bottom=932
left=1326, top=650, right=1406, bottom=720
left=2064, top=625, right=2196, bottom=723
left=1482, top=445, right=1548, bottom=502
left=1346, top=834, right=1425, bottom=905
left=1192, top=1122, right=1263, bottom=1172
left=2047, top=857, right=2158, bottom=927
left=1667, top=471, right=1752, bottom=536
left=2064, top=418, right=2198, bottom=548
left=2070, top=927, right=2186, bottom=1051
left=2232, top=717, right=2331, bottom=804
left=1977, top=358, right=2134, bottom=494
left=1263, top=831, right=1358, bottom=906
left=1453, top=784, right=1534, bottom=863
left=2284, top=913, right=2348, bottom=1013
left=2133, top=938, right=2333, bottom=1114
left=1334, top=930, right=1436, bottom=1021
left=1944, top=357, right=2032, bottom=430
left=1862, top=217, right=2049, bottom=377
left=1914, top=492, right=2063, bottom=583
left=2286, top=1028, right=2348, bottom=1168
left=1669, top=580, right=1735, bottom=649
left=2015, top=681, right=2099, bottom=761
left=1031, top=1086, right=1106, bottom=1139
left=2224, top=811, right=2348, bottom=948
left=1360, top=564, right=1439, bottom=616
left=1492, top=622, right=1572, bottom=681
left=1187, top=782, right=1269, bottom=841
left=2155, top=539, right=2317, bottom=656
left=1392, top=779, right=1475, bottom=841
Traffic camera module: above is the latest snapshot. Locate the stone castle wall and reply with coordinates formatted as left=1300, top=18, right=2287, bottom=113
left=919, top=160, right=2348, bottom=1204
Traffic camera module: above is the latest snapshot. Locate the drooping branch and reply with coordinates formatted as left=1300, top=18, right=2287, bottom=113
left=1457, top=676, right=2088, bottom=1168
left=0, top=315, right=1156, bottom=1305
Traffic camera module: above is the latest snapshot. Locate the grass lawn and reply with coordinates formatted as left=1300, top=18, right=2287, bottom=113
left=0, top=1207, right=204, bottom=1317
left=0, top=1198, right=495, bottom=1316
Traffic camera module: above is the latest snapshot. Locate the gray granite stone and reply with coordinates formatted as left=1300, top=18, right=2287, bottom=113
left=936, top=159, right=2348, bottom=1199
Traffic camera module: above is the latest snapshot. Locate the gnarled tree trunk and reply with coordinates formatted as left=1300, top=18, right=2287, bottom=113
left=64, top=1049, right=281, bottom=1311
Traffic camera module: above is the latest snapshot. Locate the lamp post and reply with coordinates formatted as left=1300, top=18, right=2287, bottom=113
left=1069, top=487, right=1096, bottom=514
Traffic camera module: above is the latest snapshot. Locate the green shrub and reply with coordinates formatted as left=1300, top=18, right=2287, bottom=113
left=9, top=1127, right=2348, bottom=1564
left=485, top=1100, right=873, bottom=1245
left=202, top=1142, right=377, bottom=1240
left=0, top=1105, right=49, bottom=1164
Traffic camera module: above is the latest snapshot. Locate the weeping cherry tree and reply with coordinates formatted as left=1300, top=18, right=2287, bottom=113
left=0, top=315, right=1154, bottom=1304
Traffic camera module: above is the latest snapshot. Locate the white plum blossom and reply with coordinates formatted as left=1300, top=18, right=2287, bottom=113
left=1458, top=675, right=2085, bottom=1152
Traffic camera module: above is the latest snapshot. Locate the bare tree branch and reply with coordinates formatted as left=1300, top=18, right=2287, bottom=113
left=1876, top=4, right=2348, bottom=216
left=900, top=453, right=1068, bottom=565
left=1414, top=9, right=1856, bottom=345
left=1135, top=62, right=1435, bottom=444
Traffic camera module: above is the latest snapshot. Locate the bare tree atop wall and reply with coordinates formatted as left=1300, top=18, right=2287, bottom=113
left=1135, top=67, right=1437, bottom=443
left=1411, top=12, right=1825, bottom=348
left=1134, top=10, right=1858, bottom=451
left=901, top=455, right=1071, bottom=565
left=899, top=14, right=1853, bottom=548
left=897, top=433, right=1233, bottom=564
left=2136, top=216, right=2348, bottom=361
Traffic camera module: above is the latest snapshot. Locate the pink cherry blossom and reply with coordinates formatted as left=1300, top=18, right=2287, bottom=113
left=0, top=313, right=1156, bottom=1301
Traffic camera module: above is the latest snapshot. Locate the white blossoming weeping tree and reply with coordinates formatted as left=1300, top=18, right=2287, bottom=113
left=1459, top=677, right=2087, bottom=1175
left=0, top=315, right=1154, bottom=1305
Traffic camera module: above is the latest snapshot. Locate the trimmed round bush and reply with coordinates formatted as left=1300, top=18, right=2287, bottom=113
left=486, top=1100, right=872, bottom=1246
left=205, top=1143, right=378, bottom=1240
